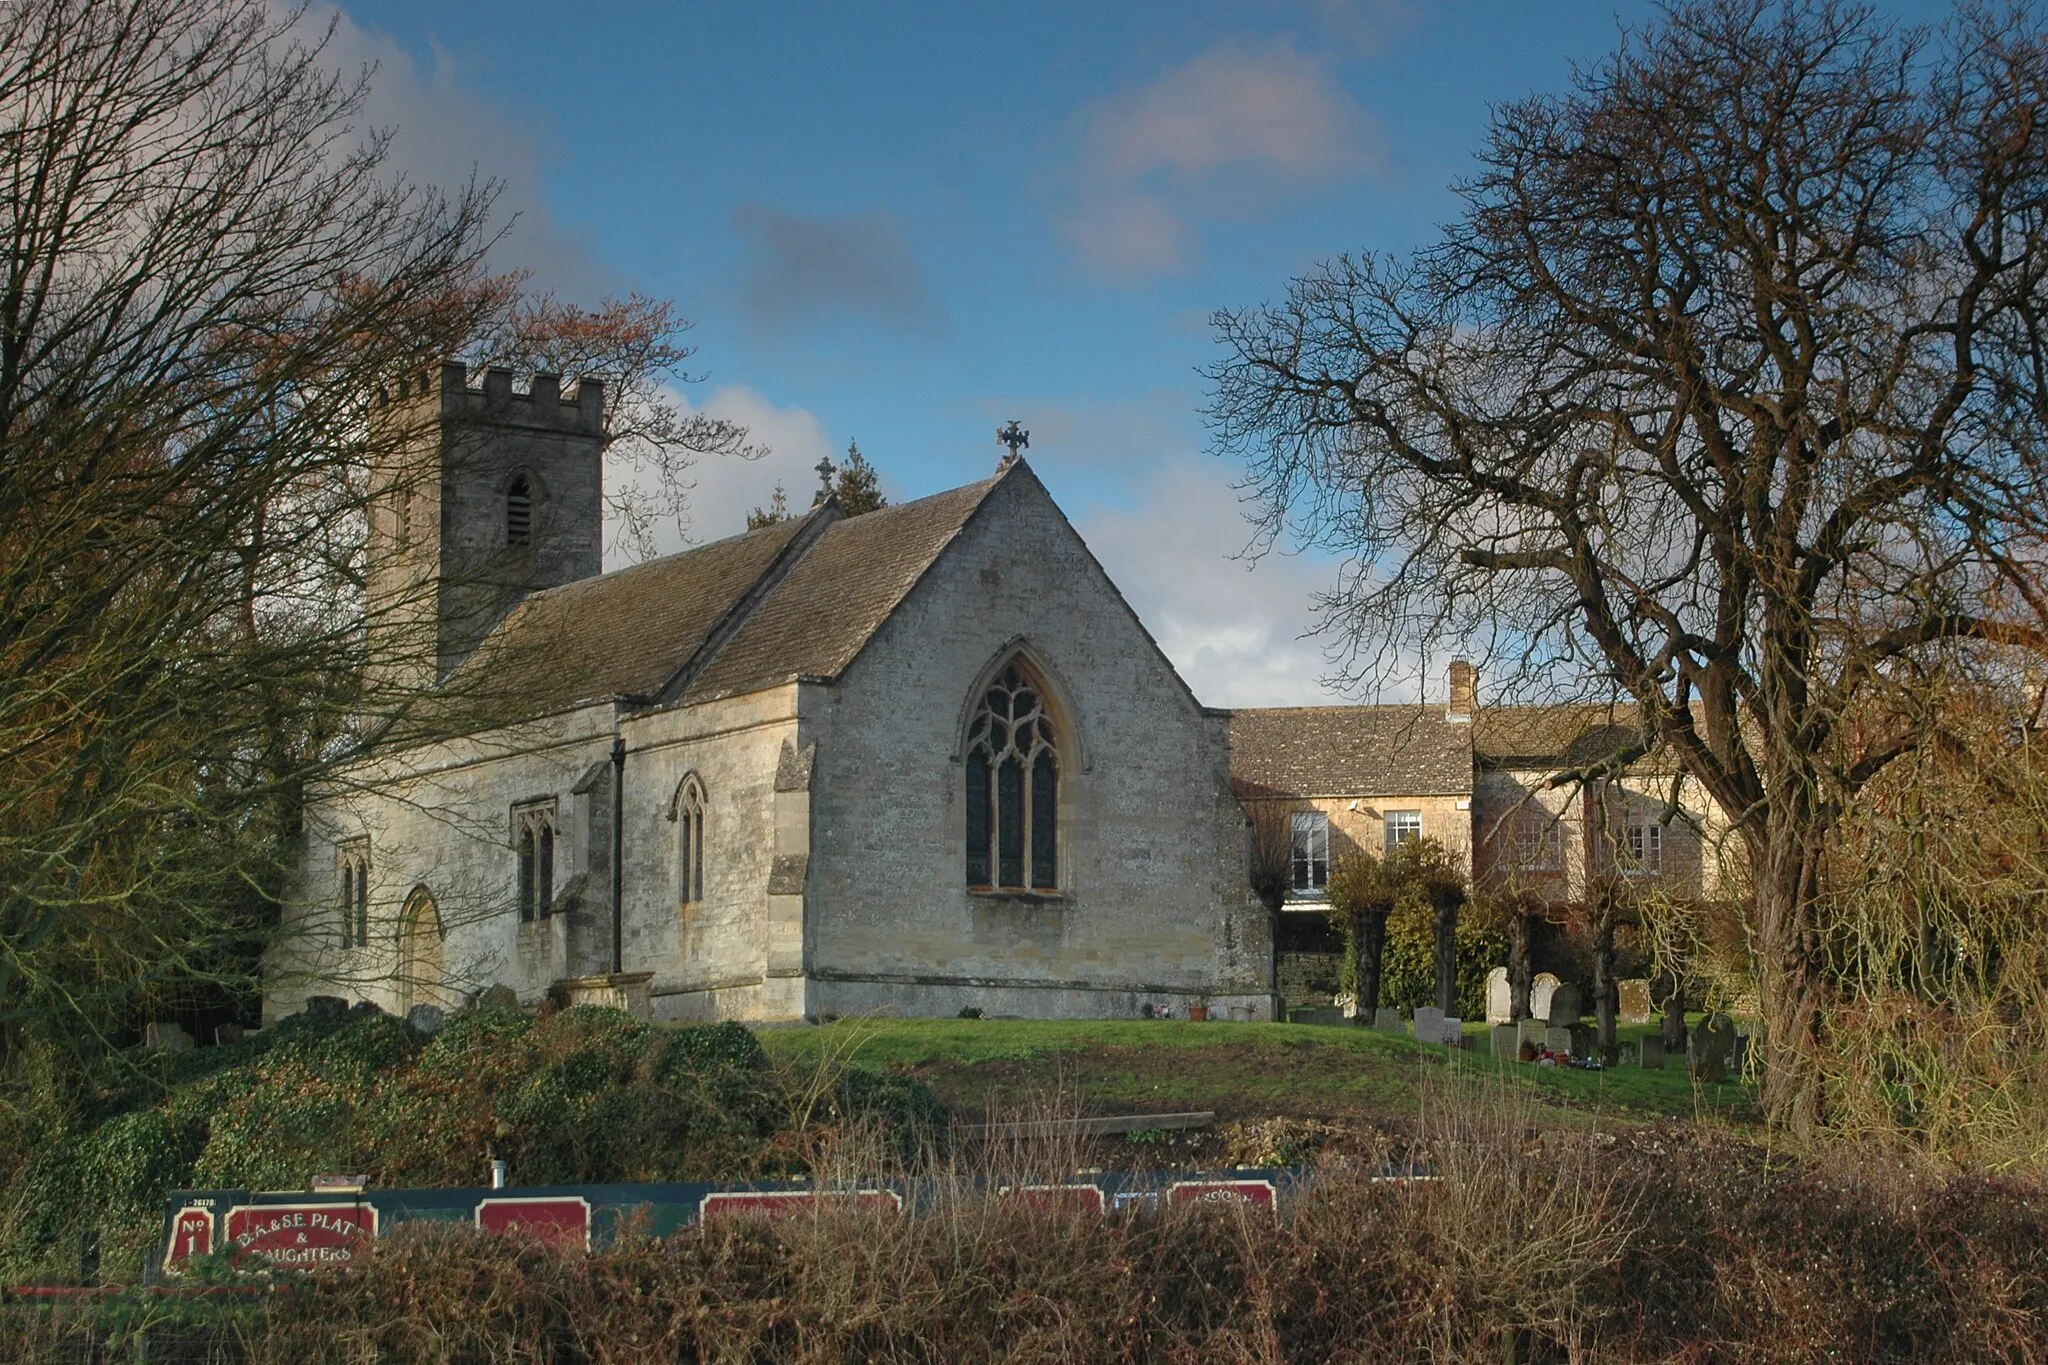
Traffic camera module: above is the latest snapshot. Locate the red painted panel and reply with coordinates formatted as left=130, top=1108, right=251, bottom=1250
left=222, top=1203, right=377, bottom=1268
left=1166, top=1179, right=1278, bottom=1212
left=475, top=1196, right=592, bottom=1250
left=163, top=1206, right=214, bottom=1269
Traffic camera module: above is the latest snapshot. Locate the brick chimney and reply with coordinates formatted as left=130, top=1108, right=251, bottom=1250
left=1447, top=659, right=1477, bottom=722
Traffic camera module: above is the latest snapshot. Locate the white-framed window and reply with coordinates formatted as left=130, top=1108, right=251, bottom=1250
left=1290, top=812, right=1329, bottom=895
left=336, top=839, right=369, bottom=948
left=1625, top=821, right=1663, bottom=875
left=676, top=775, right=706, bottom=905
left=1511, top=813, right=1563, bottom=871
left=514, top=801, right=558, bottom=921
left=1384, top=810, right=1423, bottom=853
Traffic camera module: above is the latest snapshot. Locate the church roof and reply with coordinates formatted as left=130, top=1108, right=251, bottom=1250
left=679, top=474, right=1005, bottom=703
left=452, top=511, right=817, bottom=716
left=446, top=470, right=1008, bottom=718
left=1229, top=705, right=1474, bottom=798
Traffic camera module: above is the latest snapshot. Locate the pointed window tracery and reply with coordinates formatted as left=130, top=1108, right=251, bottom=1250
left=966, top=661, right=1059, bottom=890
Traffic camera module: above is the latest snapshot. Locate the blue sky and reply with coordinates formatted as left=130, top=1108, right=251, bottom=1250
left=321, top=0, right=1951, bottom=705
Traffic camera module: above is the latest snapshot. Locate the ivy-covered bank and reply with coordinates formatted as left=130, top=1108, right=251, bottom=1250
left=0, top=1006, right=941, bottom=1285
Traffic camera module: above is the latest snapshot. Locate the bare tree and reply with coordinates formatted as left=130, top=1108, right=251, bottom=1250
left=1208, top=0, right=2048, bottom=1132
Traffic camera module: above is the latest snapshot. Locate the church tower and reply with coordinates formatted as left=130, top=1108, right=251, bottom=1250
left=367, top=361, right=605, bottom=690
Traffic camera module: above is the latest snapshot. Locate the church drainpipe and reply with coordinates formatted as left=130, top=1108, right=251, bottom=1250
left=611, top=737, right=625, bottom=975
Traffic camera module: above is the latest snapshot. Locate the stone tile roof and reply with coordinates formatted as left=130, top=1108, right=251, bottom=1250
left=679, top=474, right=1005, bottom=703
left=1229, top=705, right=1474, bottom=798
left=1471, top=703, right=1648, bottom=769
left=450, top=512, right=815, bottom=716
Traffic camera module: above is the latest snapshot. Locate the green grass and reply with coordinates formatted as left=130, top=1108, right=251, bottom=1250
left=755, top=1017, right=1757, bottom=1129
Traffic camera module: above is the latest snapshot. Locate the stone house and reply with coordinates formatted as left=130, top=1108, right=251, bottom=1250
left=264, top=365, right=1270, bottom=1025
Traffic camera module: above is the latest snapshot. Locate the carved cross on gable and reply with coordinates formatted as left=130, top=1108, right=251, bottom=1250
left=996, top=420, right=1029, bottom=462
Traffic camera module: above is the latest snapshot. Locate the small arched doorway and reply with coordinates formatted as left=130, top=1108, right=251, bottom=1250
left=397, top=885, right=445, bottom=1014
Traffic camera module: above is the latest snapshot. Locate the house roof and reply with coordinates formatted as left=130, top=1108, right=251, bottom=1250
left=1471, top=703, right=1648, bottom=770
left=678, top=472, right=1005, bottom=703
left=447, top=511, right=817, bottom=717
left=1228, top=705, right=1474, bottom=798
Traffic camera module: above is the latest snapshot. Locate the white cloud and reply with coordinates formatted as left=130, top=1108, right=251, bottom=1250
left=301, top=4, right=613, bottom=298
left=1064, top=41, right=1383, bottom=278
left=604, top=384, right=839, bottom=560
left=1074, top=460, right=1348, bottom=707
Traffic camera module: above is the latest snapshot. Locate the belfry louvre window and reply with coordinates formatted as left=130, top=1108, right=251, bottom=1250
left=966, top=661, right=1059, bottom=890
left=1290, top=813, right=1328, bottom=895
left=506, top=474, right=533, bottom=545
left=337, top=841, right=369, bottom=947
left=677, top=777, right=706, bottom=904
left=515, top=802, right=557, bottom=921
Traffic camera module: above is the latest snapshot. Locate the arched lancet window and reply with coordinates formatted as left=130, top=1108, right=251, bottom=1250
left=515, top=802, right=556, bottom=922
left=337, top=840, right=369, bottom=948
left=677, top=776, right=706, bottom=905
left=506, top=473, right=533, bottom=545
left=966, top=660, right=1059, bottom=890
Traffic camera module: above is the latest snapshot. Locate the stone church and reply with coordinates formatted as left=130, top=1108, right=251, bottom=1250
left=264, top=365, right=1272, bottom=1024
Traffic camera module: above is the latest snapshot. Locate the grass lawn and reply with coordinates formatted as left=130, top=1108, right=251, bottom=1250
left=756, top=1016, right=1758, bottom=1131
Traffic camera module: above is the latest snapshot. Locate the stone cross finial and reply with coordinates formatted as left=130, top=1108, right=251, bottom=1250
left=996, top=420, right=1029, bottom=464
left=814, top=455, right=837, bottom=503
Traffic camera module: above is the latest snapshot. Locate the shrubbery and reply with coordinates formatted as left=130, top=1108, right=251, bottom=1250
left=0, top=1006, right=940, bottom=1285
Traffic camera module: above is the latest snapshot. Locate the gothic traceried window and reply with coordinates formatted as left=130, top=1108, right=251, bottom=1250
left=677, top=776, right=706, bottom=905
left=966, top=661, right=1059, bottom=890
left=515, top=802, right=557, bottom=921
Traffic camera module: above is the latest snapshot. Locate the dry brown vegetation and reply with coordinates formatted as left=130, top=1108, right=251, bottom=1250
left=12, top=1079, right=2048, bottom=1362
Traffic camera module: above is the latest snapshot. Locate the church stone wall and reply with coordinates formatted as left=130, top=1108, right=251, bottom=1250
left=797, top=470, right=1273, bottom=1021
left=615, top=685, right=801, bottom=1022
left=266, top=704, right=619, bottom=1023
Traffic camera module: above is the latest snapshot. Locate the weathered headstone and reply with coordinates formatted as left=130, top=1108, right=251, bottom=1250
left=1335, top=992, right=1359, bottom=1019
left=1373, top=1007, right=1404, bottom=1034
left=1570, top=1024, right=1597, bottom=1058
left=478, top=984, right=520, bottom=1012
left=405, top=1004, right=444, bottom=1037
left=1516, top=1019, right=1547, bottom=1050
left=1530, top=973, right=1560, bottom=1023
left=1411, top=1006, right=1445, bottom=1043
left=1690, top=1013, right=1737, bottom=1082
left=144, top=1021, right=192, bottom=1052
left=214, top=1022, right=246, bottom=1047
left=1491, top=1024, right=1520, bottom=1059
left=1439, top=1016, right=1463, bottom=1047
left=1543, top=1026, right=1574, bottom=1056
left=347, top=1000, right=384, bottom=1022
left=1617, top=978, right=1653, bottom=1025
left=1485, top=967, right=1513, bottom=1024
left=1547, top=983, right=1583, bottom=1026
left=1639, top=1036, right=1665, bottom=1069
left=304, top=995, right=348, bottom=1024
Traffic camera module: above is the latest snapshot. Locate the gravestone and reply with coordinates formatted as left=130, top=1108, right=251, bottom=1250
left=478, top=984, right=520, bottom=1012
left=214, top=1023, right=245, bottom=1047
left=1373, top=1008, right=1404, bottom=1034
left=1731, top=1034, right=1752, bottom=1077
left=1335, top=992, right=1359, bottom=1019
left=405, top=1004, right=444, bottom=1037
left=1543, top=1026, right=1574, bottom=1056
left=1690, top=1013, right=1737, bottom=1082
left=1570, top=1024, right=1597, bottom=1058
left=143, top=1021, right=192, bottom=1052
left=1547, top=983, right=1583, bottom=1026
left=1411, top=1006, right=1445, bottom=1043
left=1516, top=1019, right=1547, bottom=1050
left=1485, top=967, right=1513, bottom=1024
left=1439, top=1016, right=1464, bottom=1047
left=1617, top=978, right=1653, bottom=1025
left=304, top=995, right=348, bottom=1024
left=1530, top=973, right=1561, bottom=1023
left=1639, top=1036, right=1665, bottom=1069
left=1491, top=1024, right=1519, bottom=1059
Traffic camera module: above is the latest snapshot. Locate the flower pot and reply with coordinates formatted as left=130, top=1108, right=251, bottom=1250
left=1188, top=1005, right=1209, bottom=1022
